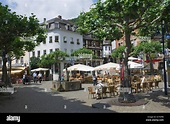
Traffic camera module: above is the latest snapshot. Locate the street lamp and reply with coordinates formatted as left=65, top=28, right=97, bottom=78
left=162, top=19, right=168, bottom=95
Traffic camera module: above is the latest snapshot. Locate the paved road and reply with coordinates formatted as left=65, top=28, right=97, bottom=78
left=0, top=81, right=170, bottom=113
left=0, top=81, right=114, bottom=113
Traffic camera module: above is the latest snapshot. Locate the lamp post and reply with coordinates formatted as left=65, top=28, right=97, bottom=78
left=162, top=19, right=168, bottom=95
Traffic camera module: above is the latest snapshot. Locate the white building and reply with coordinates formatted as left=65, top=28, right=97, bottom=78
left=103, top=40, right=112, bottom=58
left=29, top=15, right=83, bottom=80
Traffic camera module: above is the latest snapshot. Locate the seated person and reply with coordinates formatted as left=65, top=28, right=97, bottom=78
left=95, top=80, right=104, bottom=99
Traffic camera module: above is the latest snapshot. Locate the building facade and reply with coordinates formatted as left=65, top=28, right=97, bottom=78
left=29, top=15, right=83, bottom=79
left=83, top=35, right=103, bottom=67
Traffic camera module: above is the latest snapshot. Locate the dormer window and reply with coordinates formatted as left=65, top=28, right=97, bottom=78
left=72, top=25, right=76, bottom=31
left=65, top=24, right=70, bottom=30
left=49, top=22, right=55, bottom=30
left=55, top=22, right=60, bottom=28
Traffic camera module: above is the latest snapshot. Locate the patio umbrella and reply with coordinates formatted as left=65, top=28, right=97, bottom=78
left=128, top=56, right=141, bottom=61
left=128, top=61, right=144, bottom=69
left=31, top=67, right=49, bottom=72
left=66, top=64, right=94, bottom=71
left=93, top=62, right=120, bottom=71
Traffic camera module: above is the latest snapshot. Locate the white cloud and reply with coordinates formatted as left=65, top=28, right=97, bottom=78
left=6, top=0, right=94, bottom=22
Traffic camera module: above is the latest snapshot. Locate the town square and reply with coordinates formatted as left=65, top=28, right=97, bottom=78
left=0, top=0, right=170, bottom=123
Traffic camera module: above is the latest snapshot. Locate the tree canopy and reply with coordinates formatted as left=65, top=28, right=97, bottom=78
left=76, top=0, right=170, bottom=102
left=39, top=50, right=69, bottom=68
left=0, top=3, right=46, bottom=86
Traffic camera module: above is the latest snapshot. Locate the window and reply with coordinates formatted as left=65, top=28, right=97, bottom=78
left=64, top=48, right=67, bottom=53
left=43, top=50, right=46, bottom=55
left=50, top=49, right=53, bottom=53
left=105, top=46, right=107, bottom=50
left=55, top=36, right=59, bottom=42
left=32, top=51, right=35, bottom=57
left=55, top=22, right=60, bottom=28
left=43, top=40, right=46, bottom=44
left=96, top=42, right=100, bottom=47
left=49, top=22, right=55, bottom=30
left=16, top=59, right=19, bottom=64
left=71, top=49, right=73, bottom=54
left=63, top=36, right=67, bottom=43
left=65, top=24, right=70, bottom=30
left=88, top=41, right=92, bottom=46
left=37, top=51, right=40, bottom=57
left=97, top=51, right=100, bottom=57
left=72, top=26, right=76, bottom=31
left=55, top=48, right=59, bottom=51
left=20, top=57, right=24, bottom=65
left=93, top=41, right=95, bottom=46
left=49, top=36, right=52, bottom=43
left=109, top=46, right=111, bottom=51
left=77, top=39, right=80, bottom=45
left=70, top=37, right=73, bottom=41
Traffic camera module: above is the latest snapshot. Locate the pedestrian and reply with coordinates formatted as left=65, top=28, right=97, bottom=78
left=61, top=74, right=64, bottom=81
left=38, top=72, right=42, bottom=83
left=22, top=73, right=26, bottom=84
left=33, top=72, right=37, bottom=83
left=92, top=74, right=97, bottom=86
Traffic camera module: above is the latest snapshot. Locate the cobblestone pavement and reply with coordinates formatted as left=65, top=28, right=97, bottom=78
left=0, top=81, right=170, bottom=113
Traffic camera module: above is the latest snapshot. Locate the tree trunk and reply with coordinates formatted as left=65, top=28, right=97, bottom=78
left=118, top=22, right=136, bottom=103
left=2, top=52, right=11, bottom=87
left=148, top=54, right=154, bottom=75
left=8, top=58, right=12, bottom=84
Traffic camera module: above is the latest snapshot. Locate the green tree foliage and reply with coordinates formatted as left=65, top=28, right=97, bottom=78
left=77, top=0, right=169, bottom=73
left=39, top=50, right=69, bottom=68
left=111, top=46, right=125, bottom=61
left=76, top=0, right=170, bottom=101
left=71, top=48, right=93, bottom=56
left=30, top=57, right=41, bottom=69
left=132, top=41, right=162, bottom=74
left=0, top=3, right=46, bottom=86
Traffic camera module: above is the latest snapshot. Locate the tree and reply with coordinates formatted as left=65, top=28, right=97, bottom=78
left=0, top=3, right=46, bottom=86
left=71, top=48, right=93, bottom=56
left=71, top=48, right=97, bottom=65
left=30, top=57, right=41, bottom=69
left=111, top=46, right=126, bottom=63
left=77, top=0, right=170, bottom=102
left=39, top=50, right=69, bottom=77
left=132, top=41, right=162, bottom=74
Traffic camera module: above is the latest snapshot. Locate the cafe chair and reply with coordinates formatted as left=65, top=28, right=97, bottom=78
left=87, top=87, right=96, bottom=99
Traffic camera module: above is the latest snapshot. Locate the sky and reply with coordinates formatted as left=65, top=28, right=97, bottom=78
left=0, top=0, right=100, bottom=22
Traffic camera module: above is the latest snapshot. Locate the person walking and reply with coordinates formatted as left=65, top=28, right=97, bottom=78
left=33, top=72, right=37, bottom=83
left=22, top=73, right=26, bottom=84
left=38, top=72, right=42, bottom=83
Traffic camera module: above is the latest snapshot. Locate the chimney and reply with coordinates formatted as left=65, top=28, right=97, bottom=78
left=58, top=15, right=62, bottom=19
